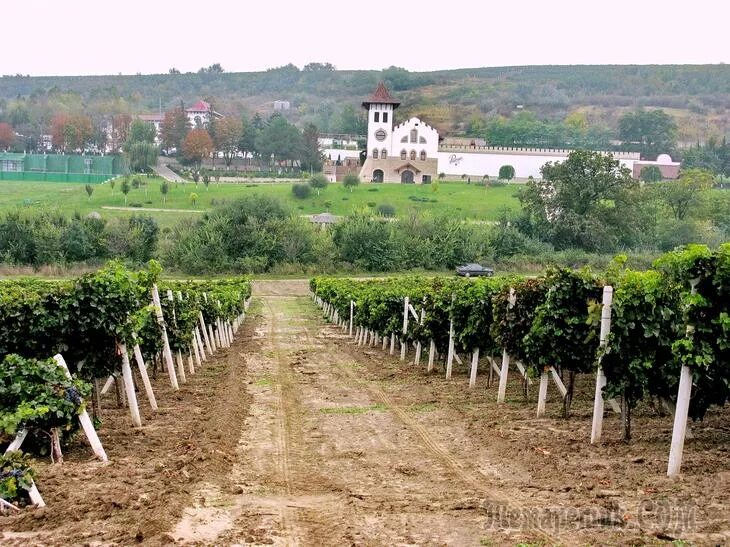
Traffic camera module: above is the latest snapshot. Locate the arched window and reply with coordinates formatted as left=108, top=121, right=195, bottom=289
left=400, top=135, right=408, bottom=143
left=372, top=149, right=379, bottom=159
left=419, top=136, right=427, bottom=144
left=381, top=149, right=387, bottom=159
left=410, top=129, right=418, bottom=143
left=410, top=150, right=416, bottom=161
left=400, top=149, right=407, bottom=160
left=420, top=150, right=427, bottom=161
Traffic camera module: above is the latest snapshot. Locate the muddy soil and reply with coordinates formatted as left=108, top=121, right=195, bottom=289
left=2, top=279, right=728, bottom=546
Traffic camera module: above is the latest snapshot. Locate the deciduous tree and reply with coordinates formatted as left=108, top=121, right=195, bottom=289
left=182, top=128, right=214, bottom=170
left=160, top=105, right=190, bottom=154
left=0, top=122, right=15, bottom=150
left=51, top=113, right=93, bottom=152
left=342, top=174, right=360, bottom=193
left=308, top=173, right=328, bottom=195
left=618, top=109, right=677, bottom=160
left=215, top=117, right=242, bottom=166
left=656, top=168, right=714, bottom=220
left=520, top=150, right=640, bottom=251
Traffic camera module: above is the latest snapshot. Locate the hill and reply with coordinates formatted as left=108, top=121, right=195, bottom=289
left=1, top=64, right=729, bottom=145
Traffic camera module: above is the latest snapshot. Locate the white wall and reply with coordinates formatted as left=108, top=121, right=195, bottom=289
left=323, top=148, right=360, bottom=162
left=436, top=150, right=637, bottom=179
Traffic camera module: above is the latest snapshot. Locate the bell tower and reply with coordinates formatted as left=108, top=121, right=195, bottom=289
left=362, top=82, right=400, bottom=161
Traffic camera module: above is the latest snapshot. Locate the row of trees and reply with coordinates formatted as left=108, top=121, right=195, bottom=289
left=477, top=109, right=678, bottom=160
left=0, top=212, right=158, bottom=265
left=162, top=110, right=322, bottom=172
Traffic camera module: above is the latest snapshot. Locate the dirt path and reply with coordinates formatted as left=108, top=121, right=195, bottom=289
left=170, top=282, right=560, bottom=545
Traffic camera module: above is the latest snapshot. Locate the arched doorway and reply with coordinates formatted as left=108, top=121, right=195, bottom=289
left=401, top=170, right=414, bottom=183
left=372, top=169, right=384, bottom=182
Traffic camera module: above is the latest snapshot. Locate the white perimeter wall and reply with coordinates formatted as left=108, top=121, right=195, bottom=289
left=437, top=151, right=636, bottom=179
left=323, top=148, right=360, bottom=162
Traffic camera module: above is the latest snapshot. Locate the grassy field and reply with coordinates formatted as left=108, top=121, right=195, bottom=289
left=0, top=178, right=521, bottom=227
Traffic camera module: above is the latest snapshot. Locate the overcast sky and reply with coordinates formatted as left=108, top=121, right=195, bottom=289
left=4, top=0, right=728, bottom=76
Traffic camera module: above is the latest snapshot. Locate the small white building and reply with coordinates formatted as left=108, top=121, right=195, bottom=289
left=185, top=100, right=223, bottom=129
left=273, top=100, right=291, bottom=111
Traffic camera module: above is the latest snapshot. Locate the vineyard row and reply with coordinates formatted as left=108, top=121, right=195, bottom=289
left=1, top=261, right=251, bottom=509
left=309, top=244, right=729, bottom=478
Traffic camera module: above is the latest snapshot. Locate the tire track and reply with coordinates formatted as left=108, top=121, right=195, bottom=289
left=264, top=298, right=297, bottom=545
left=328, top=324, right=560, bottom=544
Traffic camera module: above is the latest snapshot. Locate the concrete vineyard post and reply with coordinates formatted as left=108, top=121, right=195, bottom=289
left=174, top=349, right=186, bottom=383
left=427, top=340, right=436, bottom=372
left=191, top=330, right=202, bottom=368
left=414, top=305, right=425, bottom=366
left=195, top=326, right=207, bottom=361
left=132, top=343, right=158, bottom=411
left=668, top=365, right=693, bottom=477
left=53, top=354, right=108, bottom=462
left=119, top=343, right=142, bottom=427
left=537, top=368, right=549, bottom=417
left=445, top=319, right=455, bottom=380
left=208, top=323, right=216, bottom=352
left=497, top=288, right=517, bottom=402
left=469, top=348, right=480, bottom=388
left=4, top=429, right=28, bottom=454
left=349, top=301, right=354, bottom=337
left=591, top=286, right=613, bottom=444
left=198, top=313, right=213, bottom=356
left=497, top=350, right=510, bottom=403
left=152, top=285, right=179, bottom=390
left=390, top=333, right=396, bottom=355
left=27, top=483, right=45, bottom=507
left=401, top=297, right=409, bottom=361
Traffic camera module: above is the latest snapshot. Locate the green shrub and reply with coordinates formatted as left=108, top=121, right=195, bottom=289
left=376, top=203, right=396, bottom=217
left=292, top=183, right=312, bottom=199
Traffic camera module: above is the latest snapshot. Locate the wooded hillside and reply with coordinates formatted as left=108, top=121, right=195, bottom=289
left=1, top=64, right=728, bottom=144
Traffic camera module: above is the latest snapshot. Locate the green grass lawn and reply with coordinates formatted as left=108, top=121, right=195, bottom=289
left=0, top=177, right=521, bottom=227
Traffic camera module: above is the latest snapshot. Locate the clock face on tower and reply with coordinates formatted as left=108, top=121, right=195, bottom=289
left=374, top=129, right=387, bottom=141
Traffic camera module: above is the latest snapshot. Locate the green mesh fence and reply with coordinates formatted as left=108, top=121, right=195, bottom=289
left=0, top=153, right=126, bottom=183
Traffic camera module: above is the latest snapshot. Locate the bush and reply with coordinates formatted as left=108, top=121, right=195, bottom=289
left=498, top=165, right=515, bottom=180
left=292, top=183, right=312, bottom=199
left=376, top=203, right=396, bottom=217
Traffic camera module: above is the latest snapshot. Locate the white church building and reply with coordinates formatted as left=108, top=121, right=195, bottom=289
left=357, top=83, right=650, bottom=183
left=359, top=83, right=439, bottom=183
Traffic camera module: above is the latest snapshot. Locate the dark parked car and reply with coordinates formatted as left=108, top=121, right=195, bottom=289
left=456, top=263, right=494, bottom=277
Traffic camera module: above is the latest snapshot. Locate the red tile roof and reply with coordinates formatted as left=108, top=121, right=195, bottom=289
left=186, top=100, right=211, bottom=112
left=362, top=82, right=400, bottom=109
